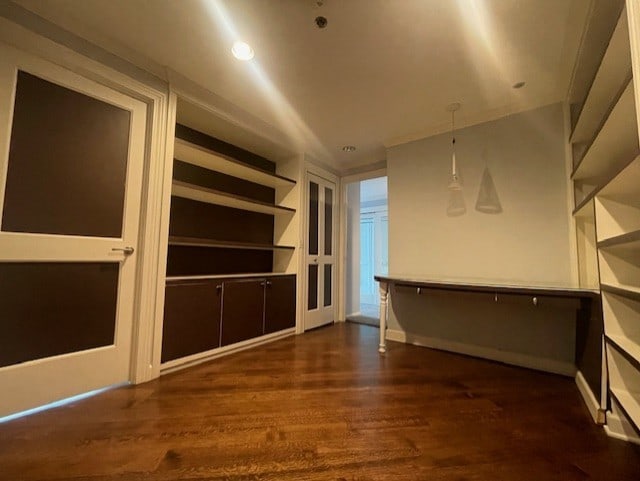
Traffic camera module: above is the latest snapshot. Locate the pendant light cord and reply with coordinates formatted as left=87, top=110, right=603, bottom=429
left=451, top=109, right=456, bottom=176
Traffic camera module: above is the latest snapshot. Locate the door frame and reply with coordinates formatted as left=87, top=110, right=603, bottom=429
left=301, top=161, right=339, bottom=333
left=0, top=22, right=173, bottom=389
left=338, top=168, right=387, bottom=322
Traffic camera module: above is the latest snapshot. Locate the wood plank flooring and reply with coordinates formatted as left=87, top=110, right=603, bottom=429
left=0, top=323, right=639, bottom=480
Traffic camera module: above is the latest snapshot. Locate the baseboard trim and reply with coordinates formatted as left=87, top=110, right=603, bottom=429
left=160, top=328, right=296, bottom=375
left=386, top=328, right=576, bottom=376
left=605, top=411, right=640, bottom=445
left=575, top=370, right=606, bottom=424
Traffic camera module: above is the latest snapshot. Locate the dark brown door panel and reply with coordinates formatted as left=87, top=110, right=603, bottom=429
left=162, top=280, right=222, bottom=363
left=221, top=279, right=265, bottom=346
left=264, top=275, right=296, bottom=334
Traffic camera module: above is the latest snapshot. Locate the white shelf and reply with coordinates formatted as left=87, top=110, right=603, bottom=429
left=599, top=243, right=640, bottom=291
left=571, top=7, right=632, bottom=145
left=607, top=334, right=640, bottom=365
left=598, top=155, right=640, bottom=205
left=572, top=80, right=639, bottom=182
left=174, top=138, right=296, bottom=188
left=607, top=341, right=640, bottom=431
left=172, top=181, right=295, bottom=216
left=598, top=230, right=640, bottom=251
left=610, top=388, right=640, bottom=432
left=601, top=283, right=640, bottom=302
left=602, top=285, right=640, bottom=348
left=573, top=196, right=595, bottom=218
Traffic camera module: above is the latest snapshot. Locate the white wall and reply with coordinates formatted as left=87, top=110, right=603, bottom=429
left=387, top=103, right=572, bottom=287
left=385, top=103, right=578, bottom=374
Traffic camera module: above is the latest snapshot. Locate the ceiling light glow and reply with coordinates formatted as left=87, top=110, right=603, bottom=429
left=232, top=41, right=254, bottom=60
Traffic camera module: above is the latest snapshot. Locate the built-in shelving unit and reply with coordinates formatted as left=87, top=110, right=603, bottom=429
left=160, top=99, right=300, bottom=369
left=168, top=236, right=295, bottom=251
left=174, top=138, right=296, bottom=188
left=172, top=180, right=296, bottom=216
left=570, top=2, right=640, bottom=442
left=572, top=80, right=639, bottom=204
left=571, top=9, right=632, bottom=146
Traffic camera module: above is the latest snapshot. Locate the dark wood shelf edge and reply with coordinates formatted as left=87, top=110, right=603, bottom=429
left=374, top=276, right=599, bottom=299
left=168, top=236, right=295, bottom=251
left=174, top=139, right=297, bottom=186
left=609, top=389, right=640, bottom=436
left=572, top=154, right=639, bottom=216
left=172, top=180, right=296, bottom=214
left=601, top=283, right=640, bottom=302
left=598, top=229, right=640, bottom=248
left=571, top=74, right=634, bottom=180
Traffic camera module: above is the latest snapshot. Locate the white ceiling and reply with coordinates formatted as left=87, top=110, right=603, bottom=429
left=15, top=0, right=591, bottom=172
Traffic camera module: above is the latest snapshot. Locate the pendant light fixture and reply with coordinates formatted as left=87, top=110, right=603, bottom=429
left=446, top=103, right=466, bottom=217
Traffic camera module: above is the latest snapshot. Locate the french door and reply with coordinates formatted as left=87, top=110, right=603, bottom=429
left=0, top=44, right=147, bottom=417
left=304, top=173, right=336, bottom=330
left=360, top=209, right=389, bottom=306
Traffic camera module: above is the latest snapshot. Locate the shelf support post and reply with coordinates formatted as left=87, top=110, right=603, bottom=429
left=378, top=281, right=389, bottom=353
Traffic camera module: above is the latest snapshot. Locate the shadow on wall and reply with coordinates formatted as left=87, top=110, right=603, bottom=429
left=389, top=286, right=579, bottom=374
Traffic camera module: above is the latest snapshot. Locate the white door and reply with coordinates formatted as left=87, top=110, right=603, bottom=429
left=360, top=209, right=388, bottom=308
left=0, top=45, right=147, bottom=417
left=304, top=173, right=336, bottom=330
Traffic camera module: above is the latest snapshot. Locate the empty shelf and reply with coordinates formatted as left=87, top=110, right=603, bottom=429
left=607, top=334, right=640, bottom=366
left=598, top=230, right=640, bottom=250
left=168, top=236, right=295, bottom=251
left=601, top=283, right=640, bottom=302
left=572, top=80, right=639, bottom=182
left=172, top=181, right=296, bottom=216
left=174, top=138, right=296, bottom=188
left=571, top=7, right=631, bottom=144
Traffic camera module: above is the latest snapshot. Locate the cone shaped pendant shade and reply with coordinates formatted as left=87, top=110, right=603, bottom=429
left=475, top=167, right=502, bottom=214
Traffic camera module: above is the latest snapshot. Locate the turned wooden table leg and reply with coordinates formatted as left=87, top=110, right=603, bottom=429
left=379, top=281, right=389, bottom=353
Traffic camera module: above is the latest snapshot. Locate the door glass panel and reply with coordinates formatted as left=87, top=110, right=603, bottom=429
left=324, top=264, right=332, bottom=307
left=360, top=218, right=375, bottom=300
left=324, top=186, right=333, bottom=255
left=381, top=216, right=389, bottom=276
left=308, top=181, right=319, bottom=255
left=308, top=264, right=318, bottom=310
left=2, top=71, right=131, bottom=237
left=0, top=262, right=119, bottom=368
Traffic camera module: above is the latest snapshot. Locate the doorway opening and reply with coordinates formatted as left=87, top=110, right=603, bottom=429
left=345, top=176, right=388, bottom=326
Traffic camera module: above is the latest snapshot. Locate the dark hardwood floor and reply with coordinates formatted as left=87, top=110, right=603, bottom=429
left=0, top=323, right=638, bottom=480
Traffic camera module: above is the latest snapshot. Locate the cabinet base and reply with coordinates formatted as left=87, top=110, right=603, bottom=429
left=160, top=327, right=296, bottom=374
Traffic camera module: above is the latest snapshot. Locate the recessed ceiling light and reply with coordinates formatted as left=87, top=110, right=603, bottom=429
left=342, top=145, right=356, bottom=152
left=512, top=81, right=526, bottom=89
left=232, top=41, right=254, bottom=61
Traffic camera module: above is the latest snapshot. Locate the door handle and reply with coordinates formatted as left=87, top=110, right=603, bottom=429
left=112, top=246, right=135, bottom=255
